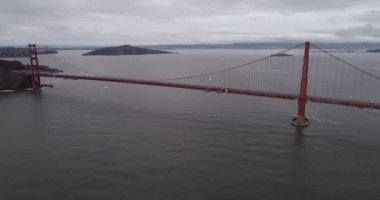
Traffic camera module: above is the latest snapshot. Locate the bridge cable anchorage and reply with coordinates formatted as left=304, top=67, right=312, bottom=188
left=311, top=43, right=380, bottom=81
left=155, top=43, right=305, bottom=81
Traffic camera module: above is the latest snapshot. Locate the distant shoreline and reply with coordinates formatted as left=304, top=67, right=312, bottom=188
left=2, top=42, right=380, bottom=52
left=0, top=47, right=58, bottom=58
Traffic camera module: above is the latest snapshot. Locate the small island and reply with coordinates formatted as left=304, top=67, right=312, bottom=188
left=82, top=45, right=172, bottom=56
left=367, top=49, right=380, bottom=53
left=0, top=47, right=58, bottom=58
left=270, top=53, right=293, bottom=57
left=0, top=59, right=62, bottom=90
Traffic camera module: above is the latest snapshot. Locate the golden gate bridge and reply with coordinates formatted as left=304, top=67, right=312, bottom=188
left=25, top=42, right=380, bottom=127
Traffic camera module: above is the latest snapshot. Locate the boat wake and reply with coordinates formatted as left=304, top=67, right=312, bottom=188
left=307, top=109, right=342, bottom=124
left=0, top=90, right=16, bottom=93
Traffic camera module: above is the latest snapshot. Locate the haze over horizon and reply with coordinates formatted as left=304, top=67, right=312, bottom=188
left=1, top=0, right=380, bottom=46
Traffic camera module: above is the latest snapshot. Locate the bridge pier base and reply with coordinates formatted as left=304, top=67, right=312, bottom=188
left=291, top=41, right=310, bottom=127
left=291, top=117, right=310, bottom=127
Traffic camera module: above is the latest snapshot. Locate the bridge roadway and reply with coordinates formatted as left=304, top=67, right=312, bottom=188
left=39, top=73, right=380, bottom=110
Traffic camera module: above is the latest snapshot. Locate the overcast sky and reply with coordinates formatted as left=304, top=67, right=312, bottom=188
left=1, top=0, right=380, bottom=45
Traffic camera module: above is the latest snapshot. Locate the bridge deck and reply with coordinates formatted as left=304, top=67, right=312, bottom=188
left=38, top=73, right=380, bottom=110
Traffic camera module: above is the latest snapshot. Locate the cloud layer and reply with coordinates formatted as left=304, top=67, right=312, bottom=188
left=1, top=0, right=380, bottom=45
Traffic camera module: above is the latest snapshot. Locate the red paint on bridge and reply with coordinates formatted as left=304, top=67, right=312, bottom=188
left=39, top=73, right=380, bottom=110
left=40, top=73, right=298, bottom=100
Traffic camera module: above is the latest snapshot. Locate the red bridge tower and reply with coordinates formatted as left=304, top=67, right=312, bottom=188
left=292, top=42, right=310, bottom=127
left=28, top=44, right=41, bottom=89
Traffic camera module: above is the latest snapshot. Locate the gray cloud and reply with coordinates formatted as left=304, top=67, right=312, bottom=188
left=0, top=0, right=380, bottom=45
left=354, top=10, right=380, bottom=24
left=2, top=0, right=376, bottom=18
left=335, top=24, right=380, bottom=39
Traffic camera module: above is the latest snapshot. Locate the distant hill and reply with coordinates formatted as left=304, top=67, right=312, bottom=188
left=82, top=45, right=172, bottom=56
left=367, top=49, right=380, bottom=53
left=270, top=53, right=292, bottom=57
left=0, top=47, right=58, bottom=58
left=0, top=59, right=62, bottom=90
left=0, top=59, right=62, bottom=73
left=0, top=68, right=31, bottom=90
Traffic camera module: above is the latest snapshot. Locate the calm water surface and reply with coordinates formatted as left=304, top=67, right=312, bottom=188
left=1, top=49, right=380, bottom=199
